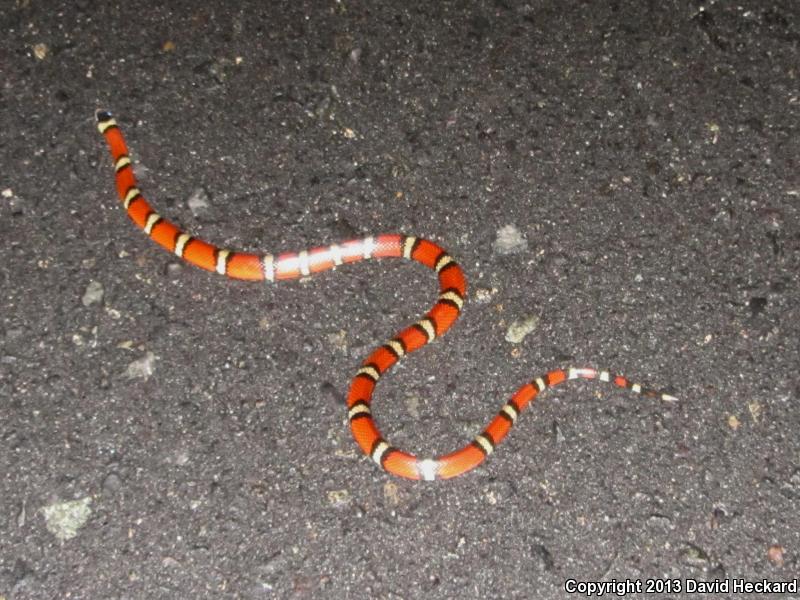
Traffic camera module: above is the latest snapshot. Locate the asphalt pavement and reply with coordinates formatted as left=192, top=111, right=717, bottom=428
left=1, top=1, right=798, bottom=598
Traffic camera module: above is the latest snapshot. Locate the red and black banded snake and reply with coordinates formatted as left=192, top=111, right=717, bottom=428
left=96, top=110, right=676, bottom=481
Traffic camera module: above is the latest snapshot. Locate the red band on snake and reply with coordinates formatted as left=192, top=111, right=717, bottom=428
left=96, top=111, right=676, bottom=481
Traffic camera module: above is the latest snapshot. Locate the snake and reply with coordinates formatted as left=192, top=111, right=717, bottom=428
left=96, top=110, right=676, bottom=481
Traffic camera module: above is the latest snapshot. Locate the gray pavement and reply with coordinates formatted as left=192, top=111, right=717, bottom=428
left=1, top=1, right=799, bottom=598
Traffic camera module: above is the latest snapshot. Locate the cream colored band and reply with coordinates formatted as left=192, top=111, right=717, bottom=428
left=362, top=236, right=375, bottom=259
left=348, top=403, right=371, bottom=420
left=386, top=339, right=405, bottom=358
left=435, top=254, right=453, bottom=272
left=418, top=459, right=438, bottom=481
left=298, top=250, right=310, bottom=276
left=439, top=290, right=464, bottom=309
left=371, top=441, right=390, bottom=466
left=98, top=118, right=117, bottom=133
left=123, top=187, right=140, bottom=209
left=262, top=254, right=274, bottom=282
left=474, top=434, right=494, bottom=455
left=174, top=233, right=191, bottom=257
left=216, top=249, right=230, bottom=275
left=329, top=244, right=343, bottom=266
left=501, top=403, right=518, bottom=423
left=114, top=155, right=131, bottom=172
left=143, top=212, right=161, bottom=235
left=417, top=318, right=436, bottom=341
left=357, top=365, right=380, bottom=382
left=402, top=237, right=416, bottom=259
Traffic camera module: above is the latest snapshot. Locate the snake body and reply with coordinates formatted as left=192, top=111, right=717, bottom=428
left=96, top=111, right=675, bottom=480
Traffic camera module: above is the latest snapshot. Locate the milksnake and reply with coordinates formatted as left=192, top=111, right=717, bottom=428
left=96, top=110, right=676, bottom=481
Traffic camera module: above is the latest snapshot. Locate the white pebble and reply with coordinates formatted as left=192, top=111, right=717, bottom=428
left=493, top=225, right=528, bottom=255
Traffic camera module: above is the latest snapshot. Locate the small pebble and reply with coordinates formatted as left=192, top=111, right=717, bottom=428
left=405, top=394, right=421, bottom=419
left=473, top=287, right=497, bottom=304
left=41, top=497, right=92, bottom=541
left=383, top=481, right=400, bottom=506
left=680, top=543, right=710, bottom=568
left=187, top=187, right=210, bottom=216
left=327, top=489, right=350, bottom=507
left=646, top=514, right=673, bottom=529
left=493, top=225, right=528, bottom=255
left=505, top=315, right=540, bottom=343
left=33, top=43, right=49, bottom=60
left=767, top=544, right=785, bottom=566
left=327, top=329, right=347, bottom=352
left=102, top=472, right=123, bottom=494
left=166, top=262, right=184, bottom=277
left=125, top=352, right=156, bottom=380
left=82, top=280, right=104, bottom=307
